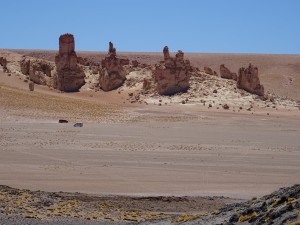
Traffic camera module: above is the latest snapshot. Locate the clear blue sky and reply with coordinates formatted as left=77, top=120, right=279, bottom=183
left=0, top=0, right=299, bottom=54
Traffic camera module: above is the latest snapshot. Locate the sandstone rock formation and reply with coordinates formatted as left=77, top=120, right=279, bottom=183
left=99, top=42, right=128, bottom=91
left=237, top=63, right=264, bottom=96
left=204, top=66, right=214, bottom=75
left=0, top=57, right=9, bottom=72
left=153, top=46, right=191, bottom=95
left=55, top=34, right=85, bottom=92
left=220, top=64, right=237, bottom=80
left=20, top=58, right=56, bottom=86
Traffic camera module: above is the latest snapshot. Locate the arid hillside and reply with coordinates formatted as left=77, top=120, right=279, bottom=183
left=8, top=49, right=300, bottom=101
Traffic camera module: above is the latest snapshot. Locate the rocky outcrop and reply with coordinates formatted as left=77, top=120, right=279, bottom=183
left=154, top=46, right=191, bottom=95
left=204, top=66, right=214, bottom=75
left=55, top=34, right=85, bottom=92
left=0, top=57, right=9, bottom=72
left=237, top=63, right=264, bottom=96
left=99, top=42, right=128, bottom=91
left=20, top=58, right=56, bottom=86
left=220, top=64, right=237, bottom=80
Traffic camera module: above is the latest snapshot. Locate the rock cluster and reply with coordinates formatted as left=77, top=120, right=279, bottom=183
left=55, top=34, right=85, bottom=92
left=20, top=58, right=56, bottom=87
left=225, top=185, right=300, bottom=224
left=237, top=63, right=264, bottom=96
left=154, top=46, right=191, bottom=95
left=220, top=64, right=237, bottom=80
left=99, top=42, right=129, bottom=91
left=0, top=57, right=9, bottom=72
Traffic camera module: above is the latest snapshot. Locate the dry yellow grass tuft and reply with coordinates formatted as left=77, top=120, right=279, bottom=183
left=0, top=85, right=121, bottom=122
left=238, top=211, right=257, bottom=222
left=171, top=212, right=208, bottom=223
left=286, top=222, right=300, bottom=225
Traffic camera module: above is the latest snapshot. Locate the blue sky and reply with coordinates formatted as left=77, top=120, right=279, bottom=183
left=0, top=0, right=299, bottom=54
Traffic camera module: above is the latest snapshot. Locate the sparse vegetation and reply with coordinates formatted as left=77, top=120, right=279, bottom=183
left=238, top=211, right=257, bottom=222
left=0, top=85, right=120, bottom=122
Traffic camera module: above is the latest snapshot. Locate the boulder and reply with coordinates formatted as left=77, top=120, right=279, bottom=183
left=220, top=64, right=237, bottom=80
left=29, top=81, right=34, bottom=91
left=237, top=63, right=264, bottom=96
left=99, top=42, right=128, bottom=91
left=204, top=66, right=214, bottom=75
left=55, top=33, right=85, bottom=92
left=154, top=46, right=191, bottom=95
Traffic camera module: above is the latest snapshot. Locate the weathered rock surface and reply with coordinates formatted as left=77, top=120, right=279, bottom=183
left=220, top=64, right=237, bottom=80
left=237, top=63, right=264, bottom=96
left=154, top=46, right=191, bottom=95
left=99, top=42, right=128, bottom=91
left=0, top=57, right=9, bottom=72
left=204, top=66, right=214, bottom=75
left=20, top=58, right=56, bottom=87
left=55, top=33, right=85, bottom=92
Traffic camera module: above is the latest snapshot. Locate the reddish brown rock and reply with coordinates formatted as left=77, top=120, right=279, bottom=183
left=237, top=63, right=264, bottom=96
left=220, top=64, right=237, bottom=81
left=204, top=66, right=214, bottom=75
left=154, top=46, right=191, bottom=95
left=20, top=58, right=57, bottom=88
left=77, top=57, right=89, bottom=66
left=99, top=42, right=128, bottom=91
left=20, top=58, right=30, bottom=75
left=29, top=81, right=34, bottom=91
left=0, top=57, right=9, bottom=72
left=132, top=60, right=139, bottom=68
left=55, top=34, right=85, bottom=92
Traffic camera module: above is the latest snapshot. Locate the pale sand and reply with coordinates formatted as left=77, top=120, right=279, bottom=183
left=0, top=112, right=299, bottom=199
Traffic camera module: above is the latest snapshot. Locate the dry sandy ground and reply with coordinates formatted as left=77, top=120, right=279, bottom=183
left=1, top=110, right=299, bottom=200
left=1, top=70, right=300, bottom=201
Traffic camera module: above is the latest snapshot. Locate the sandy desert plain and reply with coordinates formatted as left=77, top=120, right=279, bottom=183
left=0, top=48, right=300, bottom=224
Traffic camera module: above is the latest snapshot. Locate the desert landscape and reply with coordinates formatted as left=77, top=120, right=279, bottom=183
left=0, top=33, right=300, bottom=225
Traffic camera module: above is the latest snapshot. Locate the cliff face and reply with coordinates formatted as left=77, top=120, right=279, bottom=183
left=154, top=46, right=191, bottom=95
left=20, top=58, right=56, bottom=87
left=237, top=64, right=264, bottom=96
left=99, top=42, right=128, bottom=91
left=55, top=34, right=85, bottom=92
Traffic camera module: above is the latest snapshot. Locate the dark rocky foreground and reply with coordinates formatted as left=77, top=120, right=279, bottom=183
left=0, top=185, right=299, bottom=225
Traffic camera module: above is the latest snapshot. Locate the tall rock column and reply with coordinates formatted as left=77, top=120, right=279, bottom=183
left=154, top=46, right=191, bottom=95
left=99, top=42, right=128, bottom=91
left=55, top=33, right=85, bottom=92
